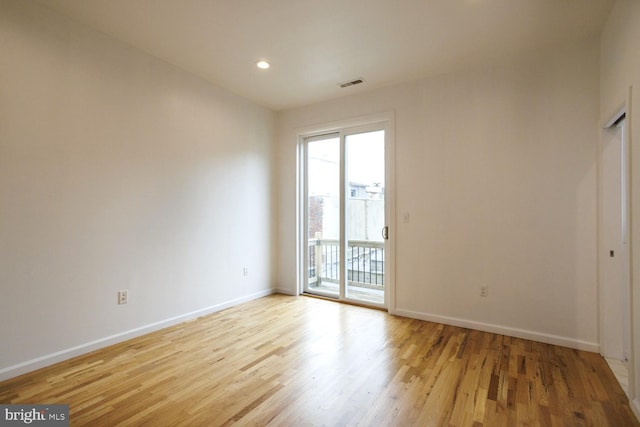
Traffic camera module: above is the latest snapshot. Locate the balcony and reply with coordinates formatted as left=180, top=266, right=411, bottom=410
left=308, top=238, right=384, bottom=305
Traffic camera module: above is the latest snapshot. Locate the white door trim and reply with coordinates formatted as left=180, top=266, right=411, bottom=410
left=295, top=111, right=396, bottom=312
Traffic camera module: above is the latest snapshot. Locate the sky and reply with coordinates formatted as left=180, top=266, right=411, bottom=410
left=308, top=130, right=385, bottom=196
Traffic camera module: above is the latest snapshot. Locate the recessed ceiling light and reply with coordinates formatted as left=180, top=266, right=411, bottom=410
left=256, top=60, right=270, bottom=69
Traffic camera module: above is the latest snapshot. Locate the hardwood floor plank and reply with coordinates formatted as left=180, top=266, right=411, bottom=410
left=0, top=294, right=637, bottom=426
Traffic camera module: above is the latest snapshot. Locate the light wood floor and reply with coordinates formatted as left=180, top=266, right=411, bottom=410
left=1, top=294, right=638, bottom=426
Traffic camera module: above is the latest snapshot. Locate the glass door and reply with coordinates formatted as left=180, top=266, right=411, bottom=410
left=303, top=127, right=387, bottom=307
left=345, top=130, right=386, bottom=305
left=305, top=134, right=340, bottom=298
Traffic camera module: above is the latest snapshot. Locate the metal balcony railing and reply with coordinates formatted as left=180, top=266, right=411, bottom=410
left=308, top=238, right=385, bottom=289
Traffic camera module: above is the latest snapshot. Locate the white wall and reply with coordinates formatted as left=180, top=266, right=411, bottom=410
left=277, top=38, right=600, bottom=350
left=600, top=0, right=640, bottom=417
left=0, top=0, right=276, bottom=379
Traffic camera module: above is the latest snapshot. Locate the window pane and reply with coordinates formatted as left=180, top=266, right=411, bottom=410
left=307, top=136, right=340, bottom=296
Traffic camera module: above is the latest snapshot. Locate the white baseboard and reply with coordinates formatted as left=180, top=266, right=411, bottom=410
left=0, top=288, right=276, bottom=382
left=393, top=308, right=600, bottom=352
left=273, top=287, right=297, bottom=296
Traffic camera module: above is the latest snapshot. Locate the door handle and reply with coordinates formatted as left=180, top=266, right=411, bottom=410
left=382, top=226, right=389, bottom=240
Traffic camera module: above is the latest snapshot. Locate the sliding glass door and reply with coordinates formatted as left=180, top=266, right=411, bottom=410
left=345, top=130, right=386, bottom=304
left=303, top=126, right=388, bottom=307
left=306, top=133, right=341, bottom=298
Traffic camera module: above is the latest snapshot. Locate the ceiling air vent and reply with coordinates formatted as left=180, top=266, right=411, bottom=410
left=339, top=78, right=366, bottom=88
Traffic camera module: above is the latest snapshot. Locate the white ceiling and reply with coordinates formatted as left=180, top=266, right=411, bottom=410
left=36, top=0, right=614, bottom=111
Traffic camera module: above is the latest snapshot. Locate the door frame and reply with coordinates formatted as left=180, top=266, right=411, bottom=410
left=598, top=94, right=634, bottom=398
left=296, top=112, right=396, bottom=311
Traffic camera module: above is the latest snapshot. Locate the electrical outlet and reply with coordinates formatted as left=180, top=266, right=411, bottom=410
left=243, top=267, right=249, bottom=277
left=118, top=290, right=128, bottom=304
left=480, top=286, right=488, bottom=297
left=402, top=212, right=410, bottom=223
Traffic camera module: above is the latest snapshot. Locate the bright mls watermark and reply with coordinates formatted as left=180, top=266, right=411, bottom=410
left=0, top=405, right=68, bottom=426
